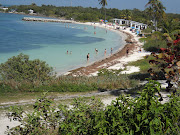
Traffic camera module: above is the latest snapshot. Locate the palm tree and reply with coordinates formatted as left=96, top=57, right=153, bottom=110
left=98, top=0, right=107, bottom=23
left=124, top=9, right=132, bottom=20
left=145, top=0, right=166, bottom=31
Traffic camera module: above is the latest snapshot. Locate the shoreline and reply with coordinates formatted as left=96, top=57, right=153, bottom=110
left=56, top=22, right=129, bottom=76
left=1, top=12, right=147, bottom=76
left=65, top=24, right=145, bottom=76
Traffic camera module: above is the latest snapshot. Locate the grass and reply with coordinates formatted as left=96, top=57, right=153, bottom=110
left=0, top=74, right=139, bottom=94
left=127, top=55, right=155, bottom=73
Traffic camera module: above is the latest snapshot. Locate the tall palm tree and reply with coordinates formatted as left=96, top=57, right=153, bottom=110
left=145, top=0, right=166, bottom=31
left=98, top=0, right=107, bottom=23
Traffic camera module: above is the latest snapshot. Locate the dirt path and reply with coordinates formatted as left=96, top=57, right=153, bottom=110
left=0, top=90, right=119, bottom=109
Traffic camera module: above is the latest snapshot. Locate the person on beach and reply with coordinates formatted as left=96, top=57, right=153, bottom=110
left=87, top=53, right=90, bottom=61
left=104, top=49, right=107, bottom=55
left=126, top=47, right=129, bottom=56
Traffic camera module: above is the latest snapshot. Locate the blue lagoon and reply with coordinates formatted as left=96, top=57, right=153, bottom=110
left=0, top=13, right=126, bottom=74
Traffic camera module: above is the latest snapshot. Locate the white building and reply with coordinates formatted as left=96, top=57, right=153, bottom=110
left=28, top=9, right=34, bottom=14
left=112, top=18, right=147, bottom=30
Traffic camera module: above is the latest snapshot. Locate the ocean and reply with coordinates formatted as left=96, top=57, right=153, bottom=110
left=0, top=13, right=126, bottom=74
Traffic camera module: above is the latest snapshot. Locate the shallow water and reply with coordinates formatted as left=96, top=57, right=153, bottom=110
left=0, top=13, right=126, bottom=74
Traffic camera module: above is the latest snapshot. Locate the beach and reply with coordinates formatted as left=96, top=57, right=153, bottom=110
left=65, top=22, right=150, bottom=76
left=0, top=16, right=151, bottom=134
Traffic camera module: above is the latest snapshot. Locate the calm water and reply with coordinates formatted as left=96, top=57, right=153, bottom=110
left=0, top=13, right=126, bottom=74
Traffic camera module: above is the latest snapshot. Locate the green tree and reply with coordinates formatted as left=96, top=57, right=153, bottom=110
left=145, top=0, right=166, bottom=31
left=122, top=9, right=132, bottom=20
left=0, top=53, right=55, bottom=82
left=98, top=0, right=107, bottom=22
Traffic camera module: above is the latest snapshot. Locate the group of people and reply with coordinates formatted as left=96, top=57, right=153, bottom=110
left=86, top=47, right=114, bottom=61
left=67, top=46, right=133, bottom=62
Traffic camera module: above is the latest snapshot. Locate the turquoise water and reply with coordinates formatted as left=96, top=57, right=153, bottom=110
left=0, top=13, right=126, bottom=74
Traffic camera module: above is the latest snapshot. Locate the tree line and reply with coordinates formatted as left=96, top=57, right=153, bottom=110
left=4, top=4, right=180, bottom=24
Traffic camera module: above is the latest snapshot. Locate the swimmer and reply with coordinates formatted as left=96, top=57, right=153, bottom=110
left=95, top=48, right=98, bottom=54
left=87, top=53, right=90, bottom=61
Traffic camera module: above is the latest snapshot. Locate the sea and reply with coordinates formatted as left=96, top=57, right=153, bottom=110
left=0, top=12, right=126, bottom=74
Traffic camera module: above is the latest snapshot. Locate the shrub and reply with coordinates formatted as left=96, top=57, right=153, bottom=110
left=0, top=53, right=55, bottom=82
left=6, top=80, right=180, bottom=134
left=143, top=39, right=167, bottom=52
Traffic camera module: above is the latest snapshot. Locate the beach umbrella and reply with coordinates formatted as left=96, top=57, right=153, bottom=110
left=105, top=20, right=108, bottom=22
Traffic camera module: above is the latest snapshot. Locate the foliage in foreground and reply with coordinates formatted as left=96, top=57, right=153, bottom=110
left=6, top=80, right=180, bottom=135
left=148, top=33, right=180, bottom=92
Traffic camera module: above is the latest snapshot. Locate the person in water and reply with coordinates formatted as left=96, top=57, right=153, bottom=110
left=104, top=49, right=107, bottom=55
left=87, top=53, right=90, bottom=61
left=95, top=48, right=98, bottom=54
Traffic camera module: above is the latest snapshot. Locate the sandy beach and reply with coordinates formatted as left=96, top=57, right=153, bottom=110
left=65, top=22, right=150, bottom=76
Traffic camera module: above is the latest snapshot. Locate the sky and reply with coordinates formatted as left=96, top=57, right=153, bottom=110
left=0, top=0, right=180, bottom=14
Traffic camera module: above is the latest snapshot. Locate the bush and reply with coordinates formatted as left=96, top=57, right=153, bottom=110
left=0, top=53, right=55, bottom=82
left=143, top=39, right=167, bottom=52
left=7, top=80, right=180, bottom=135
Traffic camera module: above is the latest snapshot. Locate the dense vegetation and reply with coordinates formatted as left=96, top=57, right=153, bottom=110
left=0, top=1, right=179, bottom=134
left=6, top=80, right=180, bottom=134
left=2, top=3, right=179, bottom=24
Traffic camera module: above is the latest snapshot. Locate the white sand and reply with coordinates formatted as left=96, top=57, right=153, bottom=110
left=64, top=22, right=151, bottom=76
left=85, top=25, right=151, bottom=76
left=0, top=112, right=20, bottom=135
